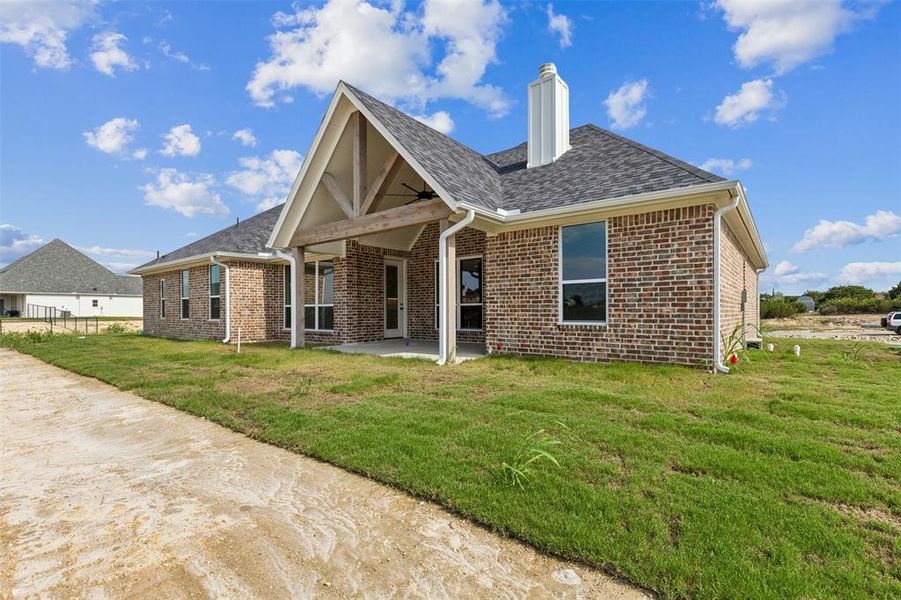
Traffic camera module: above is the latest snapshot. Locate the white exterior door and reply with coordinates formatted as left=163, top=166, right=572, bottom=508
left=384, top=259, right=405, bottom=338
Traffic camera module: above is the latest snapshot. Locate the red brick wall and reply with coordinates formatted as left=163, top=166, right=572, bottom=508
left=484, top=205, right=716, bottom=366
left=719, top=222, right=760, bottom=346
left=230, top=262, right=290, bottom=343
left=142, top=265, right=226, bottom=341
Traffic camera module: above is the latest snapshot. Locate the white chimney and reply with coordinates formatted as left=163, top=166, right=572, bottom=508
left=527, top=63, right=570, bottom=168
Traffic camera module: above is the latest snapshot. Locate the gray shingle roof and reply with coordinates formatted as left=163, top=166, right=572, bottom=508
left=345, top=84, right=723, bottom=214
left=489, top=125, right=724, bottom=213
left=134, top=203, right=284, bottom=271
left=144, top=86, right=728, bottom=267
left=0, top=239, right=142, bottom=295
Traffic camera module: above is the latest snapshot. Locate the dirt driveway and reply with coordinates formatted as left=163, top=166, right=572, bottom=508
left=0, top=349, right=646, bottom=599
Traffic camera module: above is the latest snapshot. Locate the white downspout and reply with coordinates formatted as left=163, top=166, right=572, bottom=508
left=438, top=210, right=475, bottom=365
left=275, top=251, right=298, bottom=348
left=210, top=255, right=231, bottom=343
left=755, top=268, right=765, bottom=333
left=713, top=193, right=740, bottom=373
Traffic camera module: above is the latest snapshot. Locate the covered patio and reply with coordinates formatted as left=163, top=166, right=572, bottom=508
left=269, top=84, right=488, bottom=364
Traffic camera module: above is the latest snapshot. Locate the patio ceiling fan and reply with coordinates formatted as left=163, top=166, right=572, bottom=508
left=383, top=177, right=438, bottom=204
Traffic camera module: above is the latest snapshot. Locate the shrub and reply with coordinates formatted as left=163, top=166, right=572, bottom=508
left=104, top=323, right=127, bottom=334
left=886, top=280, right=901, bottom=300
left=821, top=285, right=875, bottom=302
left=817, top=297, right=901, bottom=315
left=761, top=298, right=805, bottom=319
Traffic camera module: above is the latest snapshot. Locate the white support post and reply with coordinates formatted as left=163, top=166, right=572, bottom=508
left=292, top=246, right=305, bottom=348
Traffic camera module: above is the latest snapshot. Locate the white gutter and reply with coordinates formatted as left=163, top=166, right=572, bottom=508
left=459, top=180, right=741, bottom=224
left=130, top=251, right=285, bottom=276
left=275, top=251, right=298, bottom=348
left=210, top=255, right=231, bottom=344
left=713, top=192, right=740, bottom=373
left=437, top=210, right=475, bottom=365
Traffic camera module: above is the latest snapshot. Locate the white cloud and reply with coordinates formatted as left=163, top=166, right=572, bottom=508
left=0, top=224, right=44, bottom=263
left=714, top=78, right=785, bottom=128
left=762, top=260, right=827, bottom=288
left=159, top=40, right=209, bottom=71
left=161, top=124, right=202, bottom=157
left=546, top=4, right=573, bottom=48
left=247, top=0, right=509, bottom=117
left=713, top=0, right=883, bottom=75
left=0, top=0, right=97, bottom=70
left=90, top=31, right=138, bottom=77
left=699, top=157, right=752, bottom=176
left=604, top=79, right=649, bottom=130
left=141, top=169, right=228, bottom=217
left=132, top=148, right=147, bottom=160
left=793, top=210, right=901, bottom=252
left=773, top=260, right=798, bottom=277
left=76, top=245, right=156, bottom=260
left=103, top=261, right=142, bottom=274
left=76, top=245, right=156, bottom=273
left=411, top=111, right=454, bottom=134
left=83, top=117, right=140, bottom=156
left=838, top=262, right=901, bottom=286
left=226, top=149, right=303, bottom=212
left=232, top=128, right=257, bottom=147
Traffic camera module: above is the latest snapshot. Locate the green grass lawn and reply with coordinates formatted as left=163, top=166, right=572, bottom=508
left=2, top=332, right=899, bottom=599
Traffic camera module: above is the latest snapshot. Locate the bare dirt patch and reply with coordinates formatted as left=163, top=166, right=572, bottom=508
left=0, top=349, right=647, bottom=599
left=0, top=319, right=143, bottom=335
left=765, top=313, right=899, bottom=344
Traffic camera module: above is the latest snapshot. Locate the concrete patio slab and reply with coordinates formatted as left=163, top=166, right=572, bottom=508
left=323, top=339, right=487, bottom=362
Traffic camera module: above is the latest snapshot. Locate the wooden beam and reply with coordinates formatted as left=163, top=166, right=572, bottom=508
left=320, top=173, right=354, bottom=219
left=353, top=111, right=367, bottom=216
left=291, top=246, right=305, bottom=349
left=290, top=199, right=453, bottom=247
left=360, top=151, right=402, bottom=215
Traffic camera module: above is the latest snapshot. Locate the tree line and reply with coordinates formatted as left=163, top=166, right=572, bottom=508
left=760, top=282, right=901, bottom=318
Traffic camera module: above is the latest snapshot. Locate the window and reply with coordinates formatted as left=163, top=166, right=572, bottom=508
left=159, top=279, right=166, bottom=318
left=92, top=299, right=98, bottom=307
left=560, top=221, right=607, bottom=323
left=180, top=269, right=190, bottom=319
left=209, top=265, right=221, bottom=320
left=435, top=256, right=483, bottom=330
left=304, top=260, right=334, bottom=330
left=283, top=264, right=292, bottom=329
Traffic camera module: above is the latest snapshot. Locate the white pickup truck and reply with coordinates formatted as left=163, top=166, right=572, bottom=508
left=880, top=311, right=901, bottom=334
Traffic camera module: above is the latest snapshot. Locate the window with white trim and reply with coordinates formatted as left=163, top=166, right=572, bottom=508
left=304, top=260, right=334, bottom=330
left=180, top=269, right=190, bottom=319
left=560, top=222, right=607, bottom=323
left=159, top=279, right=166, bottom=318
left=283, top=264, right=291, bottom=329
left=209, top=265, right=221, bottom=320
left=434, top=256, right=483, bottom=330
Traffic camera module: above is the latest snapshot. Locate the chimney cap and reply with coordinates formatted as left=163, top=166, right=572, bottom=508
left=539, top=63, right=557, bottom=77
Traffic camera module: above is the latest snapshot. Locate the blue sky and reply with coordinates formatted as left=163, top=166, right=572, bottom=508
left=1, top=0, right=899, bottom=293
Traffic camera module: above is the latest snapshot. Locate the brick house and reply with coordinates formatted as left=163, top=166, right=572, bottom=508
left=132, top=64, right=767, bottom=371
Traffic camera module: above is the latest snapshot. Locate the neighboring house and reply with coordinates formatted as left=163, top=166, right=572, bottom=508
left=132, top=64, right=767, bottom=370
left=0, top=239, right=142, bottom=317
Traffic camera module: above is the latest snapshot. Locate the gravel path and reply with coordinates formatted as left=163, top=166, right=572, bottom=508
left=0, top=349, right=646, bottom=599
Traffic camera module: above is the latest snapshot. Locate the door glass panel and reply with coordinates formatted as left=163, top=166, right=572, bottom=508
left=385, top=264, right=399, bottom=331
